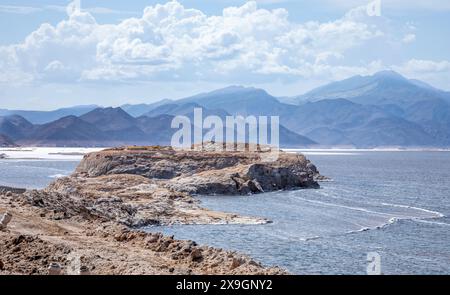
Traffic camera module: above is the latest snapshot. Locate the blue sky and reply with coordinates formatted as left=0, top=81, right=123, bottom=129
left=0, top=0, right=449, bottom=110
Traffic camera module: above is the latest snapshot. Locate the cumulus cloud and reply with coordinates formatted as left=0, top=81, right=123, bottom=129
left=398, top=59, right=450, bottom=73
left=392, top=59, right=450, bottom=90
left=0, top=0, right=443, bottom=87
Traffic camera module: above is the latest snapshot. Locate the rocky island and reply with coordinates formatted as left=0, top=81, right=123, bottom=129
left=0, top=144, right=321, bottom=275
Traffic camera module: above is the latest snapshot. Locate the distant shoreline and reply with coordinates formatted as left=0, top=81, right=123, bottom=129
left=0, top=147, right=104, bottom=161
left=1, top=146, right=449, bottom=162
left=286, top=148, right=450, bottom=152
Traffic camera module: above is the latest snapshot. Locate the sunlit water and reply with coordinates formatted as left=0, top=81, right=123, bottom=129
left=0, top=147, right=100, bottom=189
left=0, top=160, right=79, bottom=189
left=1, top=151, right=449, bottom=274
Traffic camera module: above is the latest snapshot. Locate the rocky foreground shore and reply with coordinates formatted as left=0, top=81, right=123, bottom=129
left=0, top=145, right=322, bottom=275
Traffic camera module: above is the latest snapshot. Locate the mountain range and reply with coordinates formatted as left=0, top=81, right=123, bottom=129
left=0, top=105, right=99, bottom=125
left=1, top=71, right=449, bottom=148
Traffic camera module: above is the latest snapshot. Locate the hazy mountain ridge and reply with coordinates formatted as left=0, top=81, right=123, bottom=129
left=0, top=105, right=99, bottom=124
left=285, top=71, right=450, bottom=146
left=295, top=71, right=450, bottom=107
left=0, top=106, right=316, bottom=147
left=121, top=99, right=173, bottom=117
left=1, top=71, right=449, bottom=148
left=0, top=110, right=174, bottom=147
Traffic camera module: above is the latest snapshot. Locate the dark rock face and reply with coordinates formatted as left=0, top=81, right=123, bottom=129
left=246, top=163, right=320, bottom=191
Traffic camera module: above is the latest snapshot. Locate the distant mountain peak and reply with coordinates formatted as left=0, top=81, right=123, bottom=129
left=175, top=85, right=286, bottom=117
left=93, top=106, right=124, bottom=112
left=80, top=106, right=137, bottom=132
left=194, top=85, right=269, bottom=98
left=82, top=106, right=132, bottom=118
left=220, top=85, right=248, bottom=91
left=52, top=115, right=80, bottom=124
left=220, top=85, right=258, bottom=92
left=373, top=70, right=406, bottom=80
left=0, top=114, right=33, bottom=127
left=296, top=70, right=449, bottom=107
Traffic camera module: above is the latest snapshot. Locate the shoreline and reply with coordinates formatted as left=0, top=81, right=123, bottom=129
left=1, top=146, right=449, bottom=163
left=0, top=144, right=323, bottom=275
left=0, top=191, right=285, bottom=275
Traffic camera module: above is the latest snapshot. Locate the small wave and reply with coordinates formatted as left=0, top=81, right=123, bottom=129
left=301, top=236, right=321, bottom=241
left=302, top=152, right=361, bottom=156
left=380, top=202, right=445, bottom=218
left=294, top=196, right=394, bottom=217
left=346, top=217, right=400, bottom=235
left=308, top=190, right=445, bottom=220
left=347, top=227, right=370, bottom=234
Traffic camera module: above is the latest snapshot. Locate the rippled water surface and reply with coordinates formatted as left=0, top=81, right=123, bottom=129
left=0, top=147, right=99, bottom=189
left=0, top=160, right=79, bottom=189
left=146, top=151, right=450, bottom=274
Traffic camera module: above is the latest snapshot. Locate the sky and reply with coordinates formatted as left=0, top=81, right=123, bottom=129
left=0, top=0, right=449, bottom=110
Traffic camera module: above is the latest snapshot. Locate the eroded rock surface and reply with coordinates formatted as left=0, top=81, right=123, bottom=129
left=75, top=146, right=320, bottom=195
left=0, top=192, right=284, bottom=275
left=25, top=174, right=267, bottom=227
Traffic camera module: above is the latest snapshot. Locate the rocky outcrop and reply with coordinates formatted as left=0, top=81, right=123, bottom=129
left=24, top=174, right=268, bottom=227
left=0, top=192, right=285, bottom=275
left=75, top=145, right=320, bottom=195
left=24, top=145, right=321, bottom=226
left=165, top=162, right=318, bottom=195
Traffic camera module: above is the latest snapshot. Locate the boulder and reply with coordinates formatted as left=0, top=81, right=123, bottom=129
left=0, top=212, right=13, bottom=230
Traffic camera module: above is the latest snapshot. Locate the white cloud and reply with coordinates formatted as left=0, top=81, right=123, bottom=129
left=0, top=1, right=389, bottom=85
left=402, top=33, right=416, bottom=44
left=393, top=59, right=450, bottom=90
left=0, top=0, right=445, bottom=89
left=44, top=60, right=66, bottom=72
left=399, top=59, right=450, bottom=73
